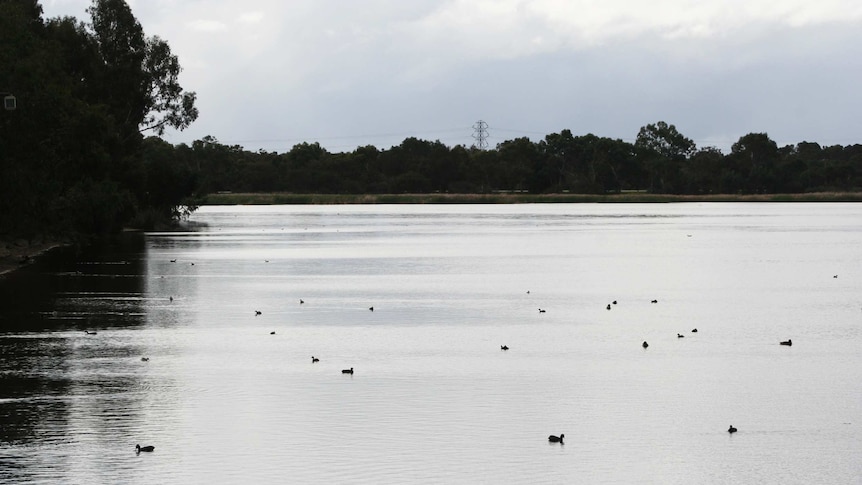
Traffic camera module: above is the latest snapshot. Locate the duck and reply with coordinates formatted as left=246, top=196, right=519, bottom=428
left=270, top=331, right=276, bottom=335
left=780, top=339, right=792, bottom=346
left=300, top=299, right=304, bottom=304
left=548, top=434, right=564, bottom=443
left=651, top=299, right=658, bottom=304
left=728, top=425, right=737, bottom=434
left=612, top=300, right=617, bottom=305
left=255, top=310, right=262, bottom=316
left=312, top=356, right=319, bottom=363
left=369, top=306, right=374, bottom=312
left=691, top=328, right=698, bottom=333
left=501, top=345, right=509, bottom=351
left=642, top=341, right=649, bottom=348
left=84, top=331, right=97, bottom=335
left=135, top=444, right=155, bottom=453
left=538, top=308, right=546, bottom=313
left=141, top=357, right=149, bottom=362
left=677, top=333, right=684, bottom=338
left=606, top=304, right=611, bottom=310
left=342, top=367, right=354, bottom=374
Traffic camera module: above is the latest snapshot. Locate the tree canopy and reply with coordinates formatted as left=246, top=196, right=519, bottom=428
left=0, top=0, right=197, bottom=238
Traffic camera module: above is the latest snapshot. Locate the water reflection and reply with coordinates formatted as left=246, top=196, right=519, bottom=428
left=0, top=235, right=148, bottom=483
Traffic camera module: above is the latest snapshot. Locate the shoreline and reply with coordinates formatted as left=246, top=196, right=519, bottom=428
left=201, top=191, right=862, bottom=205
left=0, top=240, right=69, bottom=279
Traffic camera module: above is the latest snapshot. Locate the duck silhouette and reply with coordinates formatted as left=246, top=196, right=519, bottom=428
left=135, top=444, right=155, bottom=453
left=642, top=341, right=649, bottom=348
left=501, top=345, right=509, bottom=351
left=548, top=434, right=564, bottom=443
left=728, top=425, right=737, bottom=434
left=780, top=339, right=792, bottom=346
left=677, top=333, right=684, bottom=338
left=691, top=328, right=698, bottom=333
left=312, top=356, right=319, bottom=363
left=342, top=367, right=354, bottom=374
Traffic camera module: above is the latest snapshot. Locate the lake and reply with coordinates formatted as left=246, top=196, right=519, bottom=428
left=1, top=203, right=861, bottom=484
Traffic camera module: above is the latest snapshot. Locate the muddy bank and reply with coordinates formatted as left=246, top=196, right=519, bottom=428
left=0, top=238, right=70, bottom=278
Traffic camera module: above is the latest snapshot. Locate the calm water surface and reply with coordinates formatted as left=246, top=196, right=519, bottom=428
left=1, top=203, right=861, bottom=484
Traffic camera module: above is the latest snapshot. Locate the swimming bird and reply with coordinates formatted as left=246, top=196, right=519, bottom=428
left=169, top=296, right=173, bottom=302
left=728, top=425, right=737, bottom=433
left=369, top=306, right=374, bottom=312
left=548, top=434, right=564, bottom=443
left=677, top=333, right=684, bottom=338
left=501, top=345, right=509, bottom=351
left=612, top=300, right=617, bottom=305
left=255, top=310, right=262, bottom=316
left=834, top=275, right=838, bottom=278
left=312, top=356, right=319, bottom=363
left=642, top=341, right=649, bottom=348
left=141, top=357, right=149, bottom=362
left=84, top=331, right=97, bottom=335
left=135, top=444, right=155, bottom=453
left=300, top=299, right=304, bottom=304
left=342, top=367, right=354, bottom=374
left=780, top=339, right=792, bottom=346
left=170, top=259, right=176, bottom=263
left=539, top=308, right=546, bottom=313
left=606, top=304, right=611, bottom=310
left=651, top=299, right=658, bottom=304
left=270, top=331, right=275, bottom=335
left=691, top=328, right=698, bottom=333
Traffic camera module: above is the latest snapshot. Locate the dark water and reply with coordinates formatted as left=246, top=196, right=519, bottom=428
left=1, top=204, right=861, bottom=484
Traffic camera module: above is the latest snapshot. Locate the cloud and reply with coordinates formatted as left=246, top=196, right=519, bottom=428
left=36, top=0, right=862, bottom=153
left=188, top=19, right=227, bottom=32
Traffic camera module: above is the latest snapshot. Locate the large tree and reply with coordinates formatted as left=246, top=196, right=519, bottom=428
left=0, top=0, right=198, bottom=238
left=87, top=0, right=197, bottom=144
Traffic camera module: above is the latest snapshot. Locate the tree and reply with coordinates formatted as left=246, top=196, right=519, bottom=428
left=634, top=122, right=696, bottom=194
left=87, top=0, right=197, bottom=144
left=635, top=121, right=695, bottom=160
left=730, top=133, right=779, bottom=193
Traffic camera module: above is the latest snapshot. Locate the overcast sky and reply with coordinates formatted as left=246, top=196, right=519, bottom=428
left=41, top=0, right=862, bottom=154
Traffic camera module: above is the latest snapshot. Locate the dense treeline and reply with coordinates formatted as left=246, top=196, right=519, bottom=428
left=0, top=0, right=197, bottom=240
left=156, top=125, right=862, bottom=198
left=3, top=1, right=862, bottom=244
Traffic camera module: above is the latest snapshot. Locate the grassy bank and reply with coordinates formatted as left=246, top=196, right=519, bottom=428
left=201, top=192, right=862, bottom=205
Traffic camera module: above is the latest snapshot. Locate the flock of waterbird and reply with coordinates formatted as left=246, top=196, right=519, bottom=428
left=80, top=262, right=822, bottom=453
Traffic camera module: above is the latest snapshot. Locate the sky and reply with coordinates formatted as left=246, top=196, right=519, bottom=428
left=40, top=0, right=862, bottom=154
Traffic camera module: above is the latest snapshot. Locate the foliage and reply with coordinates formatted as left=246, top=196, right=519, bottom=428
left=0, top=0, right=197, bottom=239
left=163, top=128, right=861, bottom=199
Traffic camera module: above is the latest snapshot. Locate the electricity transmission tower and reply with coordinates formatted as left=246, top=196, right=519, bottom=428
left=472, top=120, right=489, bottom=150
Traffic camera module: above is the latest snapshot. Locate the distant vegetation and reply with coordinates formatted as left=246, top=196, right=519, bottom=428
left=185, top=126, right=862, bottom=200
left=2, top=1, right=862, bottom=244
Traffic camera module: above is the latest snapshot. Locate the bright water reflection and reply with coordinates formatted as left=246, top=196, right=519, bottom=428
left=1, top=203, right=861, bottom=484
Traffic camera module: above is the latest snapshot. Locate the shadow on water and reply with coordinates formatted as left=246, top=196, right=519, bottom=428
left=0, top=234, right=149, bottom=483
